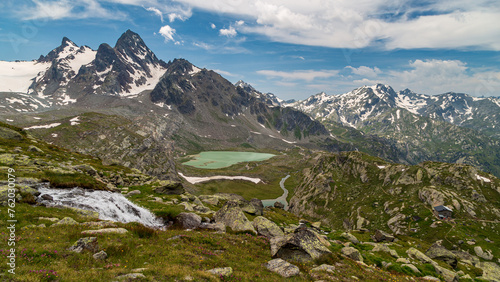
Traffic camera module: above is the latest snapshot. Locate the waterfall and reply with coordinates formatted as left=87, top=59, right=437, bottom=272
left=38, top=187, right=164, bottom=228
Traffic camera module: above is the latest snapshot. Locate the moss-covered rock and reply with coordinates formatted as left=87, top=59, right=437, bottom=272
left=253, top=216, right=284, bottom=238
left=271, top=228, right=332, bottom=262
left=214, top=201, right=256, bottom=234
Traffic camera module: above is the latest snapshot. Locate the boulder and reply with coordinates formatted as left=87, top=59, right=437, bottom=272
left=373, top=244, right=399, bottom=258
left=425, top=242, right=458, bottom=268
left=407, top=248, right=434, bottom=264
left=214, top=201, right=256, bottom=234
left=0, top=186, right=21, bottom=206
left=474, top=246, right=494, bottom=260
left=311, top=264, right=335, bottom=273
left=274, top=201, right=285, bottom=209
left=341, top=232, right=359, bottom=244
left=270, top=228, right=331, bottom=262
left=250, top=198, right=264, bottom=216
left=68, top=237, right=99, bottom=253
left=28, top=145, right=44, bottom=153
left=40, top=194, right=53, bottom=201
left=93, top=250, right=108, bottom=260
left=18, top=185, right=40, bottom=196
left=52, top=217, right=79, bottom=226
left=253, top=216, right=284, bottom=238
left=477, top=261, right=500, bottom=282
left=175, top=213, right=202, bottom=230
left=207, top=267, right=233, bottom=278
left=341, top=247, right=363, bottom=262
left=402, top=264, right=421, bottom=274
left=422, top=276, right=441, bottom=281
left=199, top=195, right=219, bottom=206
left=125, top=190, right=141, bottom=197
left=199, top=222, right=226, bottom=232
left=374, top=230, right=395, bottom=242
left=154, top=180, right=184, bottom=195
left=0, top=127, right=23, bottom=140
left=264, top=258, right=300, bottom=278
left=434, top=264, right=459, bottom=282
left=81, top=228, right=128, bottom=235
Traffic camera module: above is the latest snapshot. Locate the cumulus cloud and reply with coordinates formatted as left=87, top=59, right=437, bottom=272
left=257, top=69, right=339, bottom=81
left=172, top=0, right=500, bottom=51
left=210, top=23, right=216, bottom=29
left=159, top=25, right=176, bottom=42
left=348, top=60, right=500, bottom=96
left=219, top=26, right=237, bottom=37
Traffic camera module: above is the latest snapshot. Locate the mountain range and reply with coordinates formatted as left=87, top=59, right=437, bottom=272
left=1, top=29, right=499, bottom=178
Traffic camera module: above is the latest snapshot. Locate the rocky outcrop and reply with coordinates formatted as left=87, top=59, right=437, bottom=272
left=477, top=262, right=500, bottom=282
left=214, top=201, right=256, bottom=234
left=270, top=228, right=331, bottom=262
left=154, top=180, right=184, bottom=195
left=341, top=247, right=363, bottom=262
left=474, top=246, right=494, bottom=260
left=253, top=216, right=284, bottom=238
left=425, top=242, right=458, bottom=268
left=207, top=267, right=233, bottom=278
left=374, top=230, right=395, bottom=242
left=264, top=258, right=300, bottom=278
left=68, top=237, right=99, bottom=253
left=175, top=213, right=202, bottom=230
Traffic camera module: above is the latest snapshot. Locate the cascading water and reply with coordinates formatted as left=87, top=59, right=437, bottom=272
left=38, top=187, right=164, bottom=229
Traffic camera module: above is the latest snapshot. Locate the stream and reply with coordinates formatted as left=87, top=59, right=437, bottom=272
left=38, top=187, right=164, bottom=229
left=262, top=175, right=290, bottom=210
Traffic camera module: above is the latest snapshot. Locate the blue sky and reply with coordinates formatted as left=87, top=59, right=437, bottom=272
left=1, top=0, right=500, bottom=100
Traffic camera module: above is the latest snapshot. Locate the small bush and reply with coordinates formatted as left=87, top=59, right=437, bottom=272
left=128, top=223, right=157, bottom=238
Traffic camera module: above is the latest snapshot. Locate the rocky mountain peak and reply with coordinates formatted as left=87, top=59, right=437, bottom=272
left=38, top=36, right=79, bottom=63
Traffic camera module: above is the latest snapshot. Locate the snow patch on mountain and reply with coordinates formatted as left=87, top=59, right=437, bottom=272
left=0, top=61, right=50, bottom=93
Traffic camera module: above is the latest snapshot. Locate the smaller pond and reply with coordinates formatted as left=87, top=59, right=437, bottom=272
left=182, top=151, right=276, bottom=169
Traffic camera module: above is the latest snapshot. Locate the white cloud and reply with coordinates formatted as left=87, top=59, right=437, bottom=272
left=193, top=41, right=213, bottom=50
left=171, top=0, right=500, bottom=51
left=219, top=26, right=237, bottom=37
left=211, top=69, right=238, bottom=77
left=347, top=60, right=500, bottom=96
left=168, top=12, right=185, bottom=22
left=210, top=23, right=216, bottom=29
left=257, top=69, right=339, bottom=81
left=346, top=66, right=381, bottom=78
left=21, top=0, right=121, bottom=20
left=385, top=59, right=500, bottom=96
left=159, top=25, right=176, bottom=42
left=145, top=6, right=164, bottom=22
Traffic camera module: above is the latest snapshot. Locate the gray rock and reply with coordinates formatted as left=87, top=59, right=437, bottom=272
left=28, top=145, right=44, bottom=153
left=154, top=180, right=184, bottom=195
left=250, top=198, right=264, bottom=216
left=52, top=217, right=79, bottom=226
left=422, top=276, right=441, bottom=281
left=115, top=273, right=146, bottom=280
left=477, top=261, right=500, bottom=282
left=214, top=201, right=256, bottom=234
left=271, top=228, right=331, bottom=262
left=341, top=232, right=359, bottom=244
left=274, top=201, right=285, bottom=209
left=373, top=244, right=399, bottom=258
left=40, top=194, right=53, bottom=201
left=341, top=247, right=363, bottom=262
left=93, top=250, right=108, bottom=260
left=374, top=229, right=395, bottom=242
left=264, top=258, right=300, bottom=278
left=175, top=212, right=202, bottom=230
left=199, top=222, right=226, bottom=232
left=425, top=242, right=458, bottom=268
left=474, top=246, right=494, bottom=260
left=68, top=237, right=99, bottom=253
left=207, top=267, right=233, bottom=278
left=81, top=228, right=128, bottom=235
left=402, top=264, right=421, bottom=274
left=253, top=216, right=284, bottom=238
left=310, top=264, right=335, bottom=273
left=125, top=190, right=141, bottom=197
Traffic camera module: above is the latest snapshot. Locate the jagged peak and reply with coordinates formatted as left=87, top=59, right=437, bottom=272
left=61, top=37, right=77, bottom=48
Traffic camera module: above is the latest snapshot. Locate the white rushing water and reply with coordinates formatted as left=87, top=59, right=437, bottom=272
left=38, top=187, right=164, bottom=228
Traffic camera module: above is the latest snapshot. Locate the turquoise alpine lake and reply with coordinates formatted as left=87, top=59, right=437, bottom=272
left=182, top=151, right=276, bottom=169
